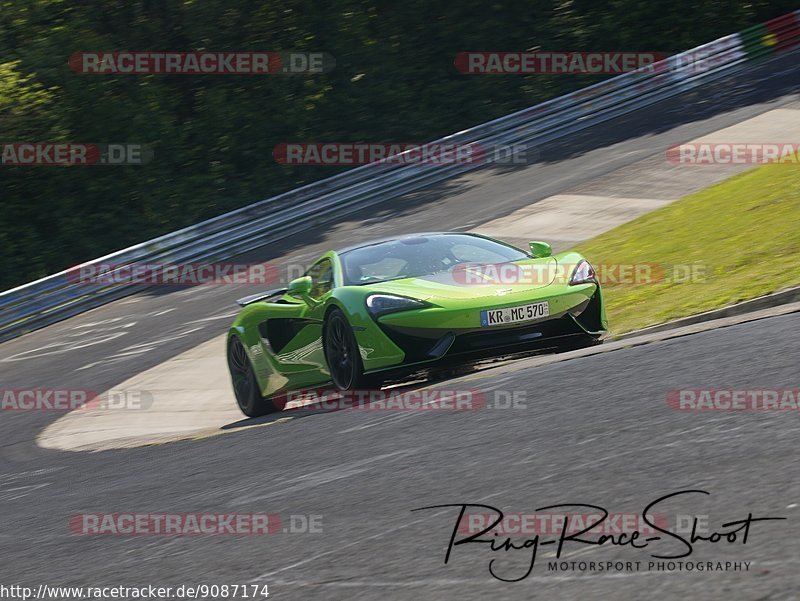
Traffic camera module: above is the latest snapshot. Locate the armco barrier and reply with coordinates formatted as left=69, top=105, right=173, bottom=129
left=2, top=11, right=799, bottom=342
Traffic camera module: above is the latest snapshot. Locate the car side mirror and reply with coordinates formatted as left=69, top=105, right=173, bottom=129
left=287, top=276, right=313, bottom=301
left=529, top=241, right=552, bottom=258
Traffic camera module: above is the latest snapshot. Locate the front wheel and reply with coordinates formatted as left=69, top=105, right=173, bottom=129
left=324, top=309, right=382, bottom=391
left=227, top=337, right=277, bottom=417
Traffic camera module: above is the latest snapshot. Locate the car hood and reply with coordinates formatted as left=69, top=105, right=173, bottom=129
left=361, top=257, right=560, bottom=301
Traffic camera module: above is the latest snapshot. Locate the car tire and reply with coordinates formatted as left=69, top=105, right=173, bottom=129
left=324, top=308, right=382, bottom=392
left=227, top=336, right=277, bottom=417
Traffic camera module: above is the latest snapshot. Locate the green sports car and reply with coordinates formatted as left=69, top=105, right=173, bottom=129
left=227, top=232, right=607, bottom=416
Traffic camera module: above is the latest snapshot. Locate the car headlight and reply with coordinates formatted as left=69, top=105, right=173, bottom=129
left=569, top=260, right=597, bottom=285
left=366, top=294, right=427, bottom=317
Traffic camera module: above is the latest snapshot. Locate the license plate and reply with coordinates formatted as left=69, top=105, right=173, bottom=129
left=480, top=301, right=550, bottom=327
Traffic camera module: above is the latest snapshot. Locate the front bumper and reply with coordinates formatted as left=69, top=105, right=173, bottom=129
left=365, top=285, right=606, bottom=371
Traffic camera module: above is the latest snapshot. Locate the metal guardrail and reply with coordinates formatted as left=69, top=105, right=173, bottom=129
left=2, top=11, right=799, bottom=342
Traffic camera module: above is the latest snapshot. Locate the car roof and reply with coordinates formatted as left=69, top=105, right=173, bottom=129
left=335, top=231, right=478, bottom=255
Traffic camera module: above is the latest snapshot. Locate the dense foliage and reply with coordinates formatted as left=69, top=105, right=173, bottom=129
left=0, top=0, right=794, bottom=289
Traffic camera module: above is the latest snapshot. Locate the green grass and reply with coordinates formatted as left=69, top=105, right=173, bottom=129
left=573, top=161, right=800, bottom=334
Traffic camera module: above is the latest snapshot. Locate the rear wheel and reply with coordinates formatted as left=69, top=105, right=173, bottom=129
left=227, top=337, right=277, bottom=417
left=324, top=309, right=382, bottom=391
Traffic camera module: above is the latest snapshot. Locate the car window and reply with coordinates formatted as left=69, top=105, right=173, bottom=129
left=306, top=259, right=334, bottom=298
left=340, top=234, right=529, bottom=285
left=351, top=257, right=408, bottom=283
left=450, top=243, right=512, bottom=264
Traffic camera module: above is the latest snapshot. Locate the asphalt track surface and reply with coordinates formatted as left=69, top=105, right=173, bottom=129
left=2, top=313, right=799, bottom=599
left=2, top=51, right=800, bottom=599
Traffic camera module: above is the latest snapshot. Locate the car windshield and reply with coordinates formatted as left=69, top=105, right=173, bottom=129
left=340, top=234, right=529, bottom=285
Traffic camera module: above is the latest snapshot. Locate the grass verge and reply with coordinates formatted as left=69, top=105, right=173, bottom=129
left=574, top=160, right=800, bottom=334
